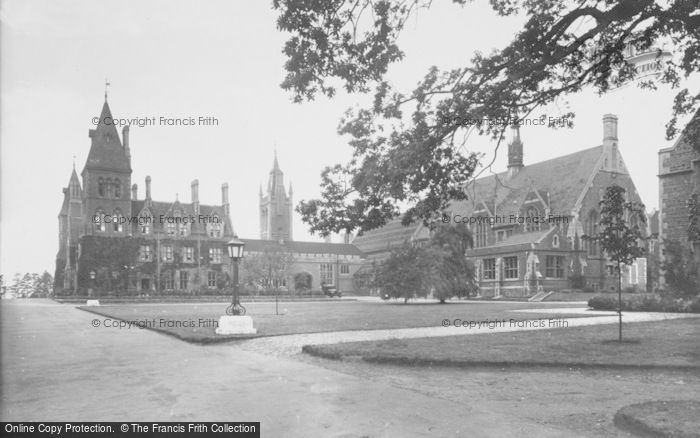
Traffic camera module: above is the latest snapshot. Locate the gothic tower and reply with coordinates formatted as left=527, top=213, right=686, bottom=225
left=259, top=152, right=293, bottom=241
left=81, top=97, right=133, bottom=235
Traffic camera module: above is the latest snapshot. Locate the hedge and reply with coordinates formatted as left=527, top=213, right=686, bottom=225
left=588, top=294, right=700, bottom=313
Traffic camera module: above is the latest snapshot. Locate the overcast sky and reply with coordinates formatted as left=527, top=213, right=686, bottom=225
left=1, top=0, right=698, bottom=278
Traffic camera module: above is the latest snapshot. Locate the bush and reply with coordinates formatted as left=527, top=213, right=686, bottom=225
left=588, top=294, right=700, bottom=313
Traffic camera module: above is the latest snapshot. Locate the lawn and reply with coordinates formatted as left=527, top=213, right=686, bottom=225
left=302, top=318, right=700, bottom=369
left=78, top=300, right=599, bottom=343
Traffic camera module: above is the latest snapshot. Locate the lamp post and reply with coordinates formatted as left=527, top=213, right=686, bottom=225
left=225, top=235, right=246, bottom=316
left=216, top=235, right=257, bottom=335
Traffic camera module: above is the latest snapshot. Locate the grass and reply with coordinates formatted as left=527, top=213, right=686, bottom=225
left=302, top=319, right=700, bottom=370
left=78, top=300, right=600, bottom=343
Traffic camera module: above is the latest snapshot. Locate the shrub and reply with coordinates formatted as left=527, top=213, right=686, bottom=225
left=588, top=294, right=700, bottom=313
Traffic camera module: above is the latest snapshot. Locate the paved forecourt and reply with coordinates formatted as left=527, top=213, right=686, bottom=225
left=1, top=299, right=581, bottom=438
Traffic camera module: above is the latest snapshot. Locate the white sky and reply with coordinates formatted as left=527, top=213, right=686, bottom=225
left=1, top=0, right=698, bottom=277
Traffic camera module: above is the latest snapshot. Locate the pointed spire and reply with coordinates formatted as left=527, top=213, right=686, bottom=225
left=105, top=78, right=110, bottom=102
left=273, top=148, right=279, bottom=170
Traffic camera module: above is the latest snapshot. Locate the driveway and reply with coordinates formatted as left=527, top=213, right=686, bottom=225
left=0, top=299, right=580, bottom=437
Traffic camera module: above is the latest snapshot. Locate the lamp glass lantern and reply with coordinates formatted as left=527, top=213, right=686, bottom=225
left=226, top=236, right=245, bottom=260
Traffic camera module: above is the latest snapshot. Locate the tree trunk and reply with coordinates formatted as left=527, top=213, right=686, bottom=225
left=618, top=261, right=622, bottom=343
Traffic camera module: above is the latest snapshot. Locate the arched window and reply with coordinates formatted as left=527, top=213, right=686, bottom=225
left=587, top=210, right=598, bottom=257
left=112, top=209, right=124, bottom=233
left=552, top=235, right=559, bottom=248
left=94, top=209, right=106, bottom=233
left=98, top=178, right=105, bottom=197
left=139, top=210, right=152, bottom=234
left=474, top=221, right=487, bottom=248
left=114, top=178, right=121, bottom=198
left=525, top=207, right=540, bottom=232
left=105, top=178, right=113, bottom=198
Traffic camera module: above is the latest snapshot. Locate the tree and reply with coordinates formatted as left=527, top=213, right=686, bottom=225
left=239, top=242, right=295, bottom=314
left=423, top=224, right=477, bottom=302
left=374, top=242, right=426, bottom=303
left=293, top=271, right=313, bottom=296
left=374, top=224, right=477, bottom=303
left=584, top=185, right=647, bottom=342
left=5, top=272, right=54, bottom=298
left=274, top=0, right=699, bottom=235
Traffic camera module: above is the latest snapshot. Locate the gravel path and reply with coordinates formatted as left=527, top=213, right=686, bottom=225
left=239, top=310, right=700, bottom=357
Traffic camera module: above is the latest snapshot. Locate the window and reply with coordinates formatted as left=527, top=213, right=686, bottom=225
left=210, top=247, right=222, bottom=264
left=139, top=245, right=152, bottom=262
left=207, top=271, right=217, bottom=288
left=140, top=215, right=151, bottom=234
left=545, top=256, right=564, bottom=278
left=94, top=209, right=106, bottom=233
left=340, top=264, right=350, bottom=275
left=179, top=271, right=189, bottom=289
left=483, top=259, right=496, bottom=280
left=178, top=222, right=189, bottom=237
left=163, top=271, right=174, bottom=290
left=183, top=247, right=194, bottom=263
left=496, top=229, right=513, bottom=242
left=552, top=235, right=560, bottom=248
left=208, top=221, right=221, bottom=237
left=112, top=209, right=123, bottom=233
left=105, top=178, right=113, bottom=198
left=525, top=207, right=540, bottom=232
left=98, top=178, right=105, bottom=197
left=475, top=221, right=488, bottom=248
left=503, top=256, right=518, bottom=279
left=114, top=178, right=121, bottom=198
left=587, top=211, right=598, bottom=257
left=162, top=245, right=174, bottom=262
left=320, top=263, right=334, bottom=284
left=166, top=221, right=176, bottom=236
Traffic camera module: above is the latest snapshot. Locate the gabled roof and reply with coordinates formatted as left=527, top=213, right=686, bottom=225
left=131, top=199, right=230, bottom=235
left=242, top=238, right=364, bottom=257
left=452, top=145, right=604, bottom=218
left=83, top=100, right=131, bottom=173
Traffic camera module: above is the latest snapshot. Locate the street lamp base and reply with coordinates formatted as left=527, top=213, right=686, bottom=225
left=215, top=315, right=257, bottom=335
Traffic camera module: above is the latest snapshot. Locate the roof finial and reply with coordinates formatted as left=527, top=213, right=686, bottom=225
left=72, top=154, right=76, bottom=169
left=104, top=78, right=111, bottom=101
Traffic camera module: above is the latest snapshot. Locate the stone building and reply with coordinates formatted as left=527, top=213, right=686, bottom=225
left=355, top=114, right=649, bottom=297
left=657, top=112, right=700, bottom=287
left=56, top=98, right=236, bottom=295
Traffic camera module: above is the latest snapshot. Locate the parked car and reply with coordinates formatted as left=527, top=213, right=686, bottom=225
left=322, top=284, right=342, bottom=298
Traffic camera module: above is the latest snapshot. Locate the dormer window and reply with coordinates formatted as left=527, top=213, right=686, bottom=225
left=525, top=207, right=540, bottom=232
left=166, top=221, right=176, bottom=236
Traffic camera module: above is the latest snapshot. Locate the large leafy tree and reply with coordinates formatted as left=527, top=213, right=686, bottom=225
left=274, top=0, right=700, bottom=235
left=584, top=185, right=647, bottom=342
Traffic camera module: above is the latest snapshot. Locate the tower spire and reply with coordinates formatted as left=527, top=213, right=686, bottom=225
left=104, top=78, right=110, bottom=101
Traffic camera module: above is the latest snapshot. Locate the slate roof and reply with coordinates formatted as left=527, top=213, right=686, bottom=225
left=242, top=238, right=364, bottom=257
left=353, top=145, right=605, bottom=255
left=352, top=218, right=425, bottom=256
left=130, top=199, right=231, bottom=235
left=83, top=101, right=131, bottom=173
left=451, top=145, right=604, bottom=219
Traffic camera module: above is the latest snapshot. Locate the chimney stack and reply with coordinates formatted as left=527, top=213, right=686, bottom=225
left=191, top=179, right=200, bottom=215
left=145, top=176, right=152, bottom=200
left=222, top=183, right=230, bottom=216
left=603, top=114, right=618, bottom=145
left=131, top=184, right=138, bottom=200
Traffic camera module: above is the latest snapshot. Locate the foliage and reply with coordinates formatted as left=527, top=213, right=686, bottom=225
left=585, top=185, right=647, bottom=267
left=294, top=271, right=313, bottom=292
left=5, top=271, right=53, bottom=298
left=274, top=0, right=700, bottom=236
left=662, top=239, right=699, bottom=297
left=374, top=224, right=477, bottom=302
left=688, top=193, right=700, bottom=242
left=239, top=241, right=295, bottom=293
left=588, top=293, right=700, bottom=313
left=375, top=242, right=426, bottom=303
